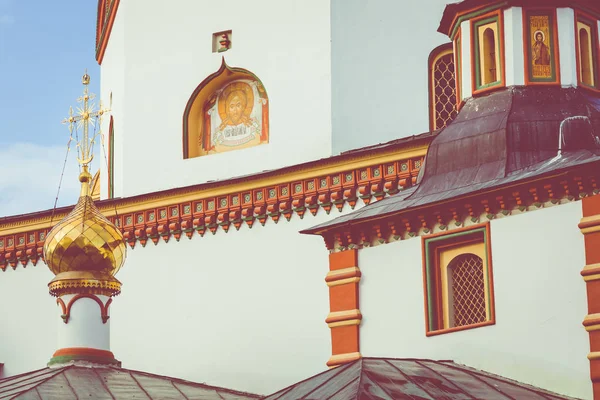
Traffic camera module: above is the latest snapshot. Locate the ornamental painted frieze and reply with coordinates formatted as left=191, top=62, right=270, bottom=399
left=183, top=60, right=269, bottom=159
left=0, top=153, right=427, bottom=270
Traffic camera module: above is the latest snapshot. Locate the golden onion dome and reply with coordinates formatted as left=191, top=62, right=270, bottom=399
left=43, top=166, right=126, bottom=297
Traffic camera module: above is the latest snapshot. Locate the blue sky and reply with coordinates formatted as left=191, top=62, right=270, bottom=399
left=0, top=0, right=100, bottom=216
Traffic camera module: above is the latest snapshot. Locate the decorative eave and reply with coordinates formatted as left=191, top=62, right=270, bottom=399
left=0, top=133, right=433, bottom=271
left=302, top=162, right=600, bottom=251
left=95, top=0, right=120, bottom=65
left=303, top=86, right=600, bottom=250
left=438, top=0, right=600, bottom=39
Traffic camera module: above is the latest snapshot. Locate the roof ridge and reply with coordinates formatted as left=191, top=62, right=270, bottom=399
left=439, top=361, right=576, bottom=399
left=0, top=366, right=71, bottom=399
left=111, top=366, right=260, bottom=398
left=0, top=367, right=51, bottom=385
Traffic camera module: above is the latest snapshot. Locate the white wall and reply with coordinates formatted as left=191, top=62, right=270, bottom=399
left=504, top=7, right=525, bottom=86
left=101, top=0, right=332, bottom=198
left=359, top=201, right=590, bottom=399
left=330, top=0, right=451, bottom=154
left=110, top=210, right=348, bottom=395
left=100, top=5, right=126, bottom=200
left=460, top=20, right=472, bottom=100
left=57, top=295, right=110, bottom=351
left=557, top=8, right=577, bottom=87
left=0, top=208, right=355, bottom=394
left=0, top=265, right=57, bottom=378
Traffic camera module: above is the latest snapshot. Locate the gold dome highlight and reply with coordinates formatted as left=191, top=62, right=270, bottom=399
left=43, top=166, right=126, bottom=297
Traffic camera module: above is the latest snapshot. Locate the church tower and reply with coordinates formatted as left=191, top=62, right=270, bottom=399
left=43, top=73, right=126, bottom=366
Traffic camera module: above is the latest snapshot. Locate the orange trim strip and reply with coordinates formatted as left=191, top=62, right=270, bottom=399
left=53, top=347, right=114, bottom=358
left=326, top=309, right=362, bottom=324
left=325, top=267, right=361, bottom=282
left=327, top=352, right=361, bottom=368
left=326, top=249, right=361, bottom=367
left=96, top=0, right=120, bottom=65
left=580, top=195, right=600, bottom=397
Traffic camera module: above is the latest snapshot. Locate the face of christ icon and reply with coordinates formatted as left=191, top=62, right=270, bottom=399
left=532, top=30, right=550, bottom=66
left=213, top=81, right=261, bottom=148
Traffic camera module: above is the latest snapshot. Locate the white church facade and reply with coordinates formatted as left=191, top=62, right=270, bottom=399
left=1, top=0, right=600, bottom=399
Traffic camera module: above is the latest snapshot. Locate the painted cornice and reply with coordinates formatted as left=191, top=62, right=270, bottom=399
left=304, top=164, right=600, bottom=252
left=0, top=134, right=432, bottom=271
left=438, top=0, right=600, bottom=39
left=95, top=0, right=120, bottom=65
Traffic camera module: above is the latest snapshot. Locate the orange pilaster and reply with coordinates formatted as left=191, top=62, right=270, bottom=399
left=580, top=195, right=600, bottom=399
left=325, top=249, right=361, bottom=367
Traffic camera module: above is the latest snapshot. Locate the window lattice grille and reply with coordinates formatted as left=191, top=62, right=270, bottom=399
left=433, top=54, right=458, bottom=130
left=449, top=254, right=486, bottom=327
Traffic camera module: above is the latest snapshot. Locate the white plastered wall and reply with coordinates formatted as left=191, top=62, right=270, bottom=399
left=557, top=8, right=577, bottom=87
left=330, top=0, right=451, bottom=154
left=504, top=7, right=525, bottom=86
left=100, top=5, right=126, bottom=200
left=0, top=266, right=56, bottom=379
left=359, top=201, right=590, bottom=399
left=109, top=209, right=354, bottom=395
left=100, top=0, right=332, bottom=198
left=57, top=295, right=110, bottom=351
left=0, top=208, right=355, bottom=394
left=460, top=20, right=473, bottom=100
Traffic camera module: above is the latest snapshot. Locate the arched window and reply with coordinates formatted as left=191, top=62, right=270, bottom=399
left=183, top=59, right=269, bottom=159
left=447, top=253, right=486, bottom=328
left=482, top=28, right=497, bottom=85
left=422, top=225, right=495, bottom=335
left=472, top=12, right=504, bottom=93
left=428, top=43, right=458, bottom=131
left=579, top=25, right=594, bottom=87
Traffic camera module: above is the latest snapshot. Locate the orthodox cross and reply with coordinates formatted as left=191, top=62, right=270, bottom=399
left=62, top=72, right=110, bottom=167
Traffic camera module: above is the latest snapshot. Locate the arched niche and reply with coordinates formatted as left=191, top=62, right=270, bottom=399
left=183, top=59, right=269, bottom=159
left=482, top=28, right=497, bottom=85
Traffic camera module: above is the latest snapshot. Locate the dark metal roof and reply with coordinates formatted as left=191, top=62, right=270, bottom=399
left=303, top=86, right=600, bottom=234
left=0, top=365, right=260, bottom=400
left=263, top=357, right=579, bottom=400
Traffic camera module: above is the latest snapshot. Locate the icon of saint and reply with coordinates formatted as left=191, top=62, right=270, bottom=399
left=213, top=81, right=261, bottom=148
left=532, top=30, right=550, bottom=66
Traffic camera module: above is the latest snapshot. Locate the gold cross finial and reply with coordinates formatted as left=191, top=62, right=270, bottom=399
left=62, top=71, right=110, bottom=167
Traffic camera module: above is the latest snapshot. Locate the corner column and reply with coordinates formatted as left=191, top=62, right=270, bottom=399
left=325, top=249, right=361, bottom=367
left=579, top=195, right=600, bottom=399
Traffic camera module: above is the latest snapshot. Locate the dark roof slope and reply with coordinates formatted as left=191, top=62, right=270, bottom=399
left=0, top=365, right=259, bottom=400
left=263, top=357, right=580, bottom=400
left=303, top=86, right=600, bottom=234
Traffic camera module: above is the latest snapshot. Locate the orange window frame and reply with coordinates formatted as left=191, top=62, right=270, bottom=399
left=421, top=223, right=496, bottom=337
left=470, top=10, right=506, bottom=96
left=575, top=10, right=600, bottom=92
